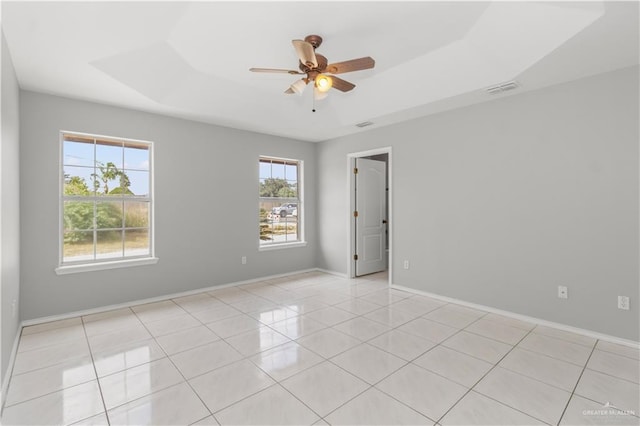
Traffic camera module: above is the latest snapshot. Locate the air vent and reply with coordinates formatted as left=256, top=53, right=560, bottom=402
left=355, top=121, right=374, bottom=128
left=486, top=81, right=520, bottom=95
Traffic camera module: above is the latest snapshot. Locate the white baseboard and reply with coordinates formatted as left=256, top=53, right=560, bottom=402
left=1, top=325, right=21, bottom=414
left=391, top=284, right=640, bottom=349
left=21, top=268, right=318, bottom=328
left=12, top=270, right=639, bottom=379
left=315, top=268, right=348, bottom=279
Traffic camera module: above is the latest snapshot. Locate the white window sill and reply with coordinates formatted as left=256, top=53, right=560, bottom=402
left=259, top=241, right=307, bottom=251
left=55, top=257, right=159, bottom=275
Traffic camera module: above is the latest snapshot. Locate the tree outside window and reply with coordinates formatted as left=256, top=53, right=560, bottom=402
left=61, top=132, right=152, bottom=264
left=259, top=157, right=301, bottom=245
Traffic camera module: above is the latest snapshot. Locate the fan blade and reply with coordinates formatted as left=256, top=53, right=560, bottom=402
left=250, top=68, right=303, bottom=75
left=326, top=57, right=375, bottom=74
left=330, top=76, right=356, bottom=92
left=292, top=40, right=318, bottom=68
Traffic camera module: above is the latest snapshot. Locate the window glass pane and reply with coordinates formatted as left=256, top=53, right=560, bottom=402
left=63, top=140, right=94, bottom=167
left=259, top=200, right=299, bottom=244
left=96, top=143, right=123, bottom=169
left=64, top=167, right=94, bottom=195
left=124, top=202, right=149, bottom=228
left=287, top=180, right=298, bottom=197
left=287, top=216, right=299, bottom=242
left=260, top=221, right=274, bottom=243
left=63, top=231, right=94, bottom=262
left=284, top=164, right=297, bottom=181
left=261, top=200, right=278, bottom=219
left=64, top=201, right=94, bottom=231
left=125, top=229, right=150, bottom=257
left=271, top=217, right=298, bottom=243
left=259, top=162, right=271, bottom=179
left=96, top=201, right=123, bottom=229
left=260, top=178, right=296, bottom=198
left=259, top=157, right=300, bottom=246
left=259, top=201, right=275, bottom=242
left=106, top=169, right=135, bottom=196
left=124, top=145, right=149, bottom=171
left=96, top=230, right=123, bottom=259
left=124, top=170, right=150, bottom=197
left=271, top=162, right=285, bottom=179
left=61, top=132, right=153, bottom=266
left=92, top=163, right=121, bottom=196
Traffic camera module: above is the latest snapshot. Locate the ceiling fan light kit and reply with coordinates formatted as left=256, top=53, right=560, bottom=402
left=290, top=78, right=308, bottom=95
left=314, top=86, right=329, bottom=101
left=250, top=34, right=375, bottom=110
left=315, top=74, right=332, bottom=92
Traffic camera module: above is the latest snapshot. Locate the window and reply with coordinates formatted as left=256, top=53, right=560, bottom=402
left=259, top=156, right=303, bottom=248
left=58, top=131, right=154, bottom=272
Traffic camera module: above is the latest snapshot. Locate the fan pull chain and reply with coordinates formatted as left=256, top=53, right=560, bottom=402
left=312, top=90, right=316, bottom=112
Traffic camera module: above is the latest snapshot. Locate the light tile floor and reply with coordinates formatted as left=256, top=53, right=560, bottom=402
left=2, top=271, right=639, bottom=425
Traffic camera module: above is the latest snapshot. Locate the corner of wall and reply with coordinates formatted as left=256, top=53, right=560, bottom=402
left=1, top=28, right=22, bottom=395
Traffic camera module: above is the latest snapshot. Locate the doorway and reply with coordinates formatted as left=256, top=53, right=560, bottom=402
left=347, top=147, right=392, bottom=283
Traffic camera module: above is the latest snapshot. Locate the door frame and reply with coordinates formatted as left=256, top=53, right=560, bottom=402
left=347, top=147, right=392, bottom=284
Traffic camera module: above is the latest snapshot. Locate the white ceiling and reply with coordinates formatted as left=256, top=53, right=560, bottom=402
left=2, top=1, right=638, bottom=142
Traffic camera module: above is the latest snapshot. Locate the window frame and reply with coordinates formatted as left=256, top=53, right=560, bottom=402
left=56, top=130, right=157, bottom=275
left=258, top=155, right=306, bottom=250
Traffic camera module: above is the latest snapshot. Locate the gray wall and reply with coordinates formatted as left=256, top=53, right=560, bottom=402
left=1, top=31, right=21, bottom=385
left=19, top=91, right=317, bottom=320
left=317, top=66, right=639, bottom=341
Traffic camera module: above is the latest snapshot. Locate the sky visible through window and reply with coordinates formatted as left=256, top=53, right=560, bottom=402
left=259, top=161, right=297, bottom=185
left=259, top=157, right=300, bottom=245
left=64, top=140, right=149, bottom=196
left=62, top=135, right=152, bottom=263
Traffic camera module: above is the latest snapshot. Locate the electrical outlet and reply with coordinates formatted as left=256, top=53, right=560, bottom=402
left=558, top=286, right=568, bottom=299
left=11, top=299, right=17, bottom=318
left=241, top=256, right=247, bottom=265
left=403, top=260, right=409, bottom=270
left=618, top=296, right=630, bottom=310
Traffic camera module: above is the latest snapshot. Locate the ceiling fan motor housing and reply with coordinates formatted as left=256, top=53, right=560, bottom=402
left=250, top=34, right=372, bottom=95
left=300, top=54, right=328, bottom=75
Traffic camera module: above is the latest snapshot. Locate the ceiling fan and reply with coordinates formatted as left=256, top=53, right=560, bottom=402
left=250, top=35, right=375, bottom=98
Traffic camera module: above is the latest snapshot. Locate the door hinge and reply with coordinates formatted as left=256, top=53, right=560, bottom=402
left=353, top=254, right=358, bottom=261
left=353, top=210, right=358, bottom=217
left=353, top=167, right=358, bottom=174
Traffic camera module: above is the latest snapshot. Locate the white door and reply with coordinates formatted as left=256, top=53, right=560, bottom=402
left=355, top=158, right=386, bottom=276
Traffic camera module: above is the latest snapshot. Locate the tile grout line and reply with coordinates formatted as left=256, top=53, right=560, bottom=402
left=320, top=353, right=436, bottom=424
left=282, top=294, right=486, bottom=424
left=433, top=325, right=554, bottom=425
left=555, top=340, right=598, bottom=426
left=6, top=272, right=636, bottom=425
left=175, top=276, right=360, bottom=423
left=1, top=323, right=109, bottom=410
left=593, top=347, right=640, bottom=361
left=1, top=327, right=23, bottom=415
left=80, top=314, right=112, bottom=426
left=351, top=311, right=495, bottom=425
left=185, top=294, right=325, bottom=416
left=130, top=303, right=220, bottom=424
left=4, top=310, right=305, bottom=416
left=0, top=275, right=443, bottom=422
left=171, top=284, right=332, bottom=422
left=98, top=297, right=252, bottom=420
left=207, top=277, right=401, bottom=423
